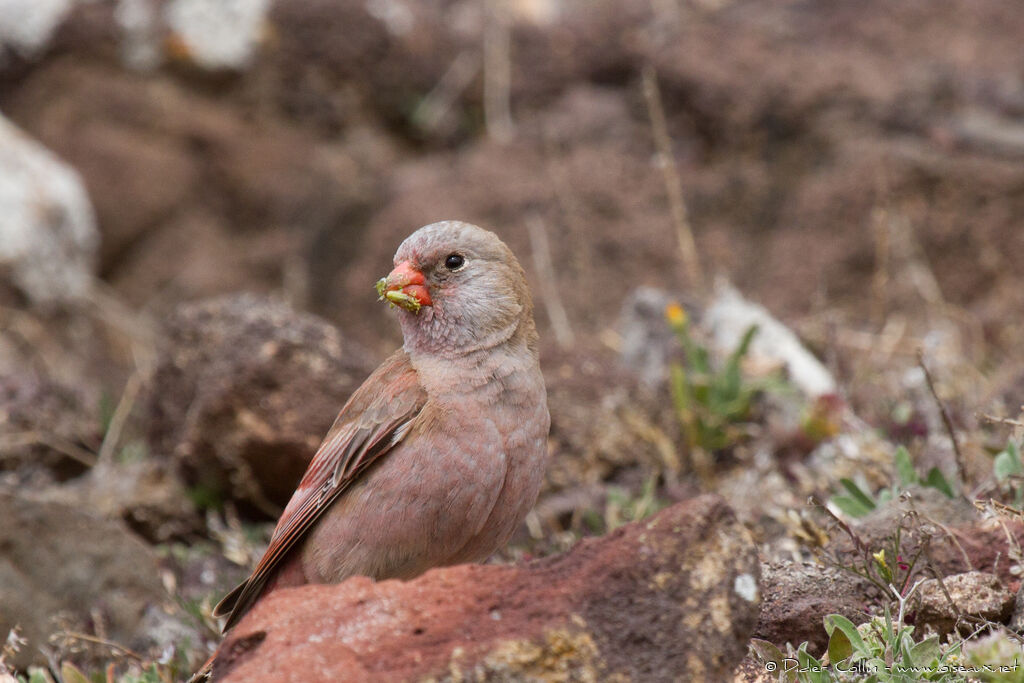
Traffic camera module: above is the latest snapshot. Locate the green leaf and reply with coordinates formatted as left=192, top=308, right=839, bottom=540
left=898, top=634, right=916, bottom=669
left=796, top=644, right=828, bottom=683
left=721, top=364, right=741, bottom=402
left=686, top=340, right=710, bottom=374
left=733, top=324, right=760, bottom=359
left=831, top=495, right=874, bottom=518
left=826, top=624, right=853, bottom=664
left=908, top=635, right=940, bottom=666
left=923, top=467, right=956, bottom=498
left=60, top=663, right=91, bottom=683
left=670, top=364, right=690, bottom=414
left=995, top=446, right=1022, bottom=482
left=824, top=614, right=867, bottom=656
left=893, top=446, right=918, bottom=487
left=749, top=638, right=785, bottom=668
left=839, top=479, right=877, bottom=510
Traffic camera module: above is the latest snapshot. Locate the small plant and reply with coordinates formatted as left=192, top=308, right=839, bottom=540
left=818, top=506, right=928, bottom=597
left=665, top=303, right=781, bottom=455
left=752, top=583, right=966, bottom=682
left=993, top=440, right=1024, bottom=509
left=830, top=447, right=955, bottom=519
left=582, top=475, right=667, bottom=534
left=966, top=631, right=1024, bottom=682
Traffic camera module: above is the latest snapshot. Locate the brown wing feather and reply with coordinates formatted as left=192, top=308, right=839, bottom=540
left=213, top=349, right=426, bottom=631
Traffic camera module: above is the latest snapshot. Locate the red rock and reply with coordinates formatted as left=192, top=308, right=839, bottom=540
left=207, top=495, right=760, bottom=682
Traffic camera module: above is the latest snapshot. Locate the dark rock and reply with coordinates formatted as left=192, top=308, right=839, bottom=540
left=32, top=460, right=199, bottom=542
left=207, top=495, right=760, bottom=682
left=0, top=363, right=131, bottom=497
left=755, top=560, right=875, bottom=654
left=733, top=654, right=776, bottom=682
left=0, top=492, right=164, bottom=669
left=1011, top=582, right=1024, bottom=633
left=0, top=303, right=142, bottom=481
left=915, top=571, right=1014, bottom=636
left=0, top=373, right=97, bottom=477
left=145, top=294, right=376, bottom=514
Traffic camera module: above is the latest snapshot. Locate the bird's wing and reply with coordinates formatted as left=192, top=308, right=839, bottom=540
left=213, top=349, right=427, bottom=631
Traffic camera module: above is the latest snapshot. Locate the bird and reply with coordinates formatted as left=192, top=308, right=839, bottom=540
left=212, top=220, right=551, bottom=632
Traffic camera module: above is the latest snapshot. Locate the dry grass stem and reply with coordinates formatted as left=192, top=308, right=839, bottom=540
left=0, top=431, right=97, bottom=468
left=413, top=50, right=481, bottom=133
left=870, top=206, right=891, bottom=327
left=483, top=0, right=514, bottom=142
left=917, top=349, right=966, bottom=485
left=977, top=413, right=1024, bottom=430
left=892, top=217, right=945, bottom=308
left=920, top=513, right=973, bottom=569
left=53, top=631, right=143, bottom=661
left=97, top=371, right=144, bottom=466
left=86, top=281, right=158, bottom=376
left=541, top=127, right=592, bottom=278
left=641, top=64, right=704, bottom=289
left=526, top=215, right=574, bottom=349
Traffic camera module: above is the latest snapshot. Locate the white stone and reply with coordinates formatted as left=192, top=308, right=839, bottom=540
left=0, top=0, right=76, bottom=56
left=164, top=0, right=269, bottom=70
left=733, top=573, right=758, bottom=603
left=0, top=114, right=99, bottom=303
left=705, top=280, right=837, bottom=398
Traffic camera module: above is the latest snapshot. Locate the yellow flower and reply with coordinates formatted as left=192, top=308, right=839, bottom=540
left=665, top=302, right=687, bottom=327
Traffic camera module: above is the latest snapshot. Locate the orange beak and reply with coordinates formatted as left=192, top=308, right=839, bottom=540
left=375, top=261, right=432, bottom=313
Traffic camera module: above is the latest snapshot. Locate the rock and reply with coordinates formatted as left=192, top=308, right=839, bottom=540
left=755, top=560, right=875, bottom=654
left=915, top=571, right=1014, bottom=636
left=0, top=373, right=99, bottom=478
left=0, top=114, right=98, bottom=305
left=0, top=491, right=164, bottom=669
left=733, top=654, right=777, bottom=682
left=704, top=281, right=836, bottom=399
left=0, top=300, right=146, bottom=480
left=145, top=294, right=376, bottom=513
left=0, top=0, right=76, bottom=58
left=30, top=460, right=200, bottom=542
left=164, top=0, right=270, bottom=70
left=1009, top=583, right=1024, bottom=632
left=617, top=286, right=681, bottom=388
left=206, top=495, right=760, bottom=682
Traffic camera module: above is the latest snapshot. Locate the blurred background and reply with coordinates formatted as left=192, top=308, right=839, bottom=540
left=2, top=0, right=1024, bottom=678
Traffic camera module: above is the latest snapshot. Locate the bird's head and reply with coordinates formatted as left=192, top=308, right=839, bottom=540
left=377, top=221, right=535, bottom=357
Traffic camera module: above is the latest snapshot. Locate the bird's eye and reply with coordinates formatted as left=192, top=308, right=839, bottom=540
left=444, top=253, right=465, bottom=271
